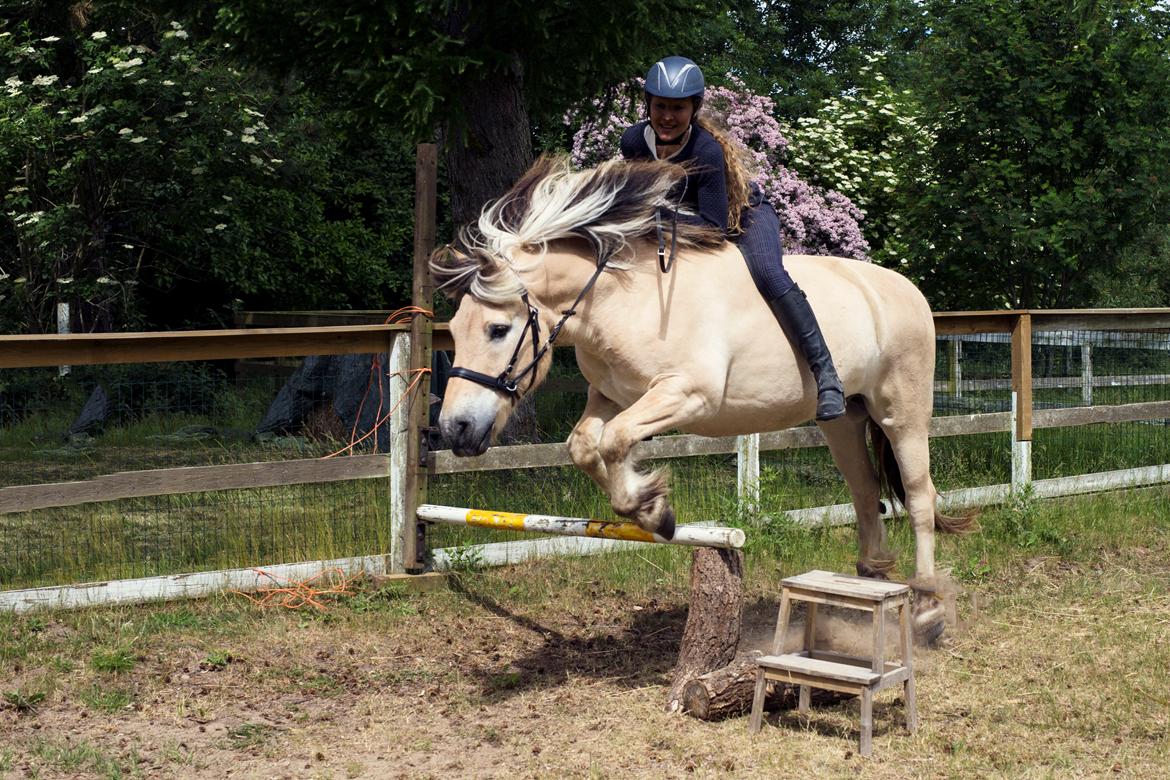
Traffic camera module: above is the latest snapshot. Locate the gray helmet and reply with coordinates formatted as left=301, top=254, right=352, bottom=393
left=644, top=56, right=705, bottom=99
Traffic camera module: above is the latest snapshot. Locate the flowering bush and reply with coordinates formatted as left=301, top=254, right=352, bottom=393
left=780, top=54, right=933, bottom=265
left=0, top=18, right=416, bottom=332
left=566, top=77, right=869, bottom=260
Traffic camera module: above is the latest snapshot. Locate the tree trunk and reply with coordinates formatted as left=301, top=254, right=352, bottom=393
left=681, top=651, right=855, bottom=721
left=439, top=55, right=533, bottom=226
left=666, top=547, right=744, bottom=712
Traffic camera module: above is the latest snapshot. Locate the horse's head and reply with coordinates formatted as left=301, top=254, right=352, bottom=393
left=431, top=244, right=555, bottom=456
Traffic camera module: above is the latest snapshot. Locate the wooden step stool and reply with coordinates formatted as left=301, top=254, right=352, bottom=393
left=748, top=569, right=917, bottom=757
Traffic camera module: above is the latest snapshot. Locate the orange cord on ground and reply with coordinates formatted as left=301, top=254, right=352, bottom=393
left=232, top=567, right=362, bottom=611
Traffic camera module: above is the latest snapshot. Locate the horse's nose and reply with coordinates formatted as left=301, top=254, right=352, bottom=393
left=442, top=414, right=488, bottom=456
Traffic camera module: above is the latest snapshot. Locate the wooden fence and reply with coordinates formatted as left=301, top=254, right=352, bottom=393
left=2, top=308, right=1170, bottom=611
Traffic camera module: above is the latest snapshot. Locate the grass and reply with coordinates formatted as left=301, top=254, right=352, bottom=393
left=0, top=486, right=1167, bottom=777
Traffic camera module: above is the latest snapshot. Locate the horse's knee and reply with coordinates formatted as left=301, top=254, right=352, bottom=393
left=567, top=426, right=601, bottom=470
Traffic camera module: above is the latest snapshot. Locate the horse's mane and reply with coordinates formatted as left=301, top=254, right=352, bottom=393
left=430, top=155, right=723, bottom=302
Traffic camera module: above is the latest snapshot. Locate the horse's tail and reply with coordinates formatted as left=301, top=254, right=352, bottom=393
left=867, top=420, right=979, bottom=534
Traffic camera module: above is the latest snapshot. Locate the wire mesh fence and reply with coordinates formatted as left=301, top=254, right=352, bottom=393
left=1, top=352, right=397, bottom=591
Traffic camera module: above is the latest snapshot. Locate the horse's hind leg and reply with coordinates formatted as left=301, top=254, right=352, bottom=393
left=874, top=415, right=946, bottom=641
left=820, top=400, right=895, bottom=578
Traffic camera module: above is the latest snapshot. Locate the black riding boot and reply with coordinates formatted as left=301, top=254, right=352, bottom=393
left=768, top=286, right=846, bottom=421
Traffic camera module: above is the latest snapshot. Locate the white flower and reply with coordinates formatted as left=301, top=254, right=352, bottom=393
left=214, top=223, right=226, bottom=230
left=162, top=80, right=175, bottom=86
left=114, top=58, right=143, bottom=70
left=191, top=166, right=205, bottom=175
left=40, top=36, right=61, bottom=43
left=171, top=21, right=184, bottom=29
left=118, top=127, right=132, bottom=135
left=164, top=30, right=189, bottom=40
left=240, top=135, right=258, bottom=145
left=70, top=115, right=87, bottom=124
left=97, top=276, right=115, bottom=284
left=250, top=155, right=264, bottom=165
left=86, top=67, right=103, bottom=74
left=122, top=244, right=134, bottom=249
left=222, top=195, right=233, bottom=202
left=91, top=31, right=107, bottom=40
left=57, top=277, right=74, bottom=285
left=129, top=136, right=147, bottom=143
left=244, top=108, right=263, bottom=117
left=4, top=76, right=22, bottom=89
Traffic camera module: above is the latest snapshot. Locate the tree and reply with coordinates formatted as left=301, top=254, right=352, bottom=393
left=215, top=0, right=730, bottom=226
left=895, top=0, right=1170, bottom=309
left=0, top=6, right=419, bottom=332
left=691, top=0, right=926, bottom=119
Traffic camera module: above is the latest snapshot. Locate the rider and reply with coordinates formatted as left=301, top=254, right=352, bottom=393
left=620, top=56, right=846, bottom=421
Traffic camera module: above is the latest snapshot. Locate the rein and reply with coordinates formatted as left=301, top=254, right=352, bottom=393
left=447, top=257, right=610, bottom=398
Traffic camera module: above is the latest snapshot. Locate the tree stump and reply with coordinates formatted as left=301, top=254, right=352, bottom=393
left=666, top=547, right=744, bottom=712
left=681, top=651, right=855, bottom=720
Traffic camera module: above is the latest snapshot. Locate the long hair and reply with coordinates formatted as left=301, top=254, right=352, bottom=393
left=647, top=92, right=756, bottom=235
left=694, top=112, right=755, bottom=236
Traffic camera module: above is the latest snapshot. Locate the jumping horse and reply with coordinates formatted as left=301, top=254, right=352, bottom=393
left=431, top=156, right=976, bottom=638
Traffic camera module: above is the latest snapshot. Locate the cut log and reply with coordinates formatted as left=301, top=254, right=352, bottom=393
left=682, top=651, right=856, bottom=721
left=666, top=547, right=744, bottom=712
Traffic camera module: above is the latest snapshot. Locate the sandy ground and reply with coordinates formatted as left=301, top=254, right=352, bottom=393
left=3, top=551, right=1169, bottom=779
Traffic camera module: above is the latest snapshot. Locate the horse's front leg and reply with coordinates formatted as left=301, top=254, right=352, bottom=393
left=567, top=387, right=622, bottom=493
left=597, top=373, right=714, bottom=539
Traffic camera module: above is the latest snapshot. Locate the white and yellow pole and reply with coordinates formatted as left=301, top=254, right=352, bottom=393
left=417, top=505, right=745, bottom=549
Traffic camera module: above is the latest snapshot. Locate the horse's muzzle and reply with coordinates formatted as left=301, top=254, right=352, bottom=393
left=441, top=415, right=493, bottom=457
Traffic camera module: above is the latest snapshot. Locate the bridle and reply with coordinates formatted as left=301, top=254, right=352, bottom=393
left=447, top=257, right=611, bottom=398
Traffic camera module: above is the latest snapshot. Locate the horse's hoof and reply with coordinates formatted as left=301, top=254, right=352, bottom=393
left=912, top=598, right=946, bottom=645
left=856, top=562, right=890, bottom=580
left=915, top=615, right=945, bottom=646
left=656, top=506, right=676, bottom=541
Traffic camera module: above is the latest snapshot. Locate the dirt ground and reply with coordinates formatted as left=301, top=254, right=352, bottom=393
left=3, top=547, right=1170, bottom=779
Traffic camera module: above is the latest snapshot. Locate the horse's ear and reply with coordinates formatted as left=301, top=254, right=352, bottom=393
left=429, top=244, right=475, bottom=300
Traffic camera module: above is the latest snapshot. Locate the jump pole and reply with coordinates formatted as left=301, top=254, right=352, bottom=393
left=417, top=504, right=745, bottom=549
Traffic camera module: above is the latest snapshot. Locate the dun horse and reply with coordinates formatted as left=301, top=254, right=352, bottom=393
left=432, top=156, right=975, bottom=638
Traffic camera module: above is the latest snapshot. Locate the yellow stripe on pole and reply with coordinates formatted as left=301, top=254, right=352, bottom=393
left=585, top=521, right=657, bottom=543
left=465, top=508, right=529, bottom=531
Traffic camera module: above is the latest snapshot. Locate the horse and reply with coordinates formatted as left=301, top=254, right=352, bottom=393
left=431, top=155, right=976, bottom=638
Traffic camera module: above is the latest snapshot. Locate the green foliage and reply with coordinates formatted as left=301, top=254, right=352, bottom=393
left=89, top=645, right=136, bottom=673
left=4, top=688, right=46, bottom=714
left=78, top=684, right=132, bottom=713
left=216, top=0, right=731, bottom=135
left=780, top=53, right=933, bottom=259
left=0, top=7, right=418, bottom=332
left=693, top=0, right=926, bottom=119
left=895, top=0, right=1170, bottom=308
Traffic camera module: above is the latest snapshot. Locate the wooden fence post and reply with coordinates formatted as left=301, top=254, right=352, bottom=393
left=736, top=434, right=760, bottom=517
left=389, top=331, right=412, bottom=574
left=1081, top=343, right=1093, bottom=406
left=402, top=143, right=437, bottom=572
left=948, top=338, right=962, bottom=398
left=1010, top=313, right=1033, bottom=493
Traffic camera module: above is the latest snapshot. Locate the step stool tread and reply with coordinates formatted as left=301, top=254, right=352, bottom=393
left=781, top=569, right=910, bottom=601
left=757, top=652, right=884, bottom=684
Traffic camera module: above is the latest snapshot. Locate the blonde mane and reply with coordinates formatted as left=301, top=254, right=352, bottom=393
left=431, top=155, right=723, bottom=302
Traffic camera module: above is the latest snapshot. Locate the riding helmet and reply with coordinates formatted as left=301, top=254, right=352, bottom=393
left=644, top=56, right=705, bottom=99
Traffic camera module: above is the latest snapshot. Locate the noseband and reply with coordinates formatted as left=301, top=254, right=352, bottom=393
left=447, top=257, right=610, bottom=398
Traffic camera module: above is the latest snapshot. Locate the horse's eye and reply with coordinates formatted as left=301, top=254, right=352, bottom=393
left=488, top=324, right=511, bottom=341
